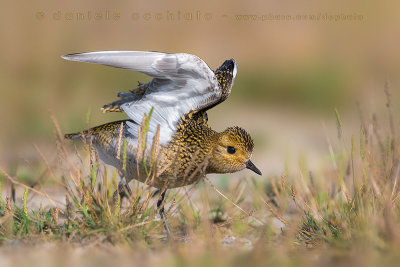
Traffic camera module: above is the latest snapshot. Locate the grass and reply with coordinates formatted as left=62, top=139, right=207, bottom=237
left=0, top=81, right=400, bottom=266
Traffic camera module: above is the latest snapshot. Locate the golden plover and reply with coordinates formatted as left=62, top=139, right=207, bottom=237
left=63, top=51, right=261, bottom=234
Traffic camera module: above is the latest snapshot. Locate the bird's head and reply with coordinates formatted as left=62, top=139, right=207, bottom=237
left=208, top=126, right=261, bottom=176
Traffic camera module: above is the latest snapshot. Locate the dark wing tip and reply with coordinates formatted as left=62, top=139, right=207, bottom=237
left=216, top=59, right=236, bottom=73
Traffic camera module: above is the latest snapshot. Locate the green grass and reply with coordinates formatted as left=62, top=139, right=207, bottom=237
left=1, top=82, right=400, bottom=266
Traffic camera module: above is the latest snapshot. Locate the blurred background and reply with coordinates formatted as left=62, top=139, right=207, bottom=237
left=1, top=0, right=400, bottom=178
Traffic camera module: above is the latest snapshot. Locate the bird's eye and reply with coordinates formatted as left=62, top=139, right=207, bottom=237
left=227, top=146, right=236, bottom=154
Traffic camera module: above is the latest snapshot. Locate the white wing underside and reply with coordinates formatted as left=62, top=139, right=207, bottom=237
left=62, top=51, right=222, bottom=144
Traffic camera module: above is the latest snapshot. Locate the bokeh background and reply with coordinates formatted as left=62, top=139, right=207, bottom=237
left=1, top=0, right=400, bottom=178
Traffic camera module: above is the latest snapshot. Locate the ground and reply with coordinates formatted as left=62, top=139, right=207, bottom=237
left=1, top=91, right=400, bottom=267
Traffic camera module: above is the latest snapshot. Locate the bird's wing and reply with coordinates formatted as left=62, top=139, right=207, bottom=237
left=61, top=51, right=237, bottom=144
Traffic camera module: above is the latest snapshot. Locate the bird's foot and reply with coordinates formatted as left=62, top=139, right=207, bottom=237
left=157, top=190, right=172, bottom=241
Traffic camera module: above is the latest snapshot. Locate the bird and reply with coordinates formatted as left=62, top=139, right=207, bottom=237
left=62, top=51, right=262, bottom=236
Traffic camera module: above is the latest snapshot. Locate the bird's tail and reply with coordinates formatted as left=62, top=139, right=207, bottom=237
left=64, top=132, right=84, bottom=140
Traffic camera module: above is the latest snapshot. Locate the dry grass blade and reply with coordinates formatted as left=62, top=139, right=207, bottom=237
left=116, top=122, right=124, bottom=160
left=205, top=177, right=264, bottom=226
left=0, top=167, right=65, bottom=207
left=260, top=195, right=288, bottom=226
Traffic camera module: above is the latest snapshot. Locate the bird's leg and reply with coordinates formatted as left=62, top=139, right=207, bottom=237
left=152, top=189, right=161, bottom=198
left=157, top=190, right=171, bottom=238
left=113, top=177, right=132, bottom=202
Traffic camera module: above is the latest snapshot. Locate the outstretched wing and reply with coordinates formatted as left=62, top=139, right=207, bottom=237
left=61, top=51, right=237, bottom=144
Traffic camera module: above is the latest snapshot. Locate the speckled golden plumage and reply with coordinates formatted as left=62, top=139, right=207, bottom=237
left=65, top=108, right=257, bottom=189
left=156, top=110, right=215, bottom=188
left=64, top=120, right=128, bottom=147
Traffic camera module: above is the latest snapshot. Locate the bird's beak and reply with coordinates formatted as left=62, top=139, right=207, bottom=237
left=246, top=160, right=262, bottom=175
